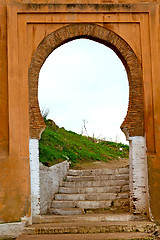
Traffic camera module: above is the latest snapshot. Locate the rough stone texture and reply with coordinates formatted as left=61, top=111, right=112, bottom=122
left=16, top=232, right=155, bottom=240
left=59, top=186, right=122, bottom=194
left=18, top=213, right=158, bottom=239
left=0, top=218, right=29, bottom=238
left=129, top=137, right=149, bottom=214
left=29, top=139, right=40, bottom=216
left=39, top=161, right=69, bottom=214
left=19, top=221, right=157, bottom=235
left=66, top=174, right=129, bottom=181
left=51, top=200, right=112, bottom=209
left=32, top=213, right=147, bottom=224
left=61, top=179, right=129, bottom=188
left=68, top=168, right=129, bottom=176
left=49, top=167, right=130, bottom=214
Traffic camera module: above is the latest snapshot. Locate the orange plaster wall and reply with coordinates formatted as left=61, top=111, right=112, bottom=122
left=0, top=0, right=160, bottom=223
left=0, top=0, right=31, bottom=223
left=0, top=2, right=9, bottom=156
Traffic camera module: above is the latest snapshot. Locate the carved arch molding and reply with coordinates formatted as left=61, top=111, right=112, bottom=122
left=29, top=23, right=144, bottom=139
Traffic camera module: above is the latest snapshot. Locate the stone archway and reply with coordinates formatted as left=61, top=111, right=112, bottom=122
left=29, top=23, right=144, bottom=140
left=28, top=23, right=148, bottom=217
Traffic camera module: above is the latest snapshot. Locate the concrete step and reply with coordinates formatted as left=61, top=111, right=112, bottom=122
left=66, top=174, right=129, bottom=182
left=51, top=167, right=130, bottom=217
left=68, top=168, right=129, bottom=176
left=51, top=200, right=112, bottom=209
left=51, top=199, right=129, bottom=210
left=49, top=208, right=84, bottom=215
left=59, top=186, right=123, bottom=194
left=54, top=193, right=129, bottom=201
left=61, top=179, right=129, bottom=188
left=122, top=185, right=129, bottom=192
left=17, top=232, right=155, bottom=240
left=21, top=221, right=156, bottom=235
left=0, top=237, right=16, bottom=240
left=32, top=213, right=147, bottom=224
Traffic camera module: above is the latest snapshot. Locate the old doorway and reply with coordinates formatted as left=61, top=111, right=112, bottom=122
left=29, top=24, right=149, bottom=218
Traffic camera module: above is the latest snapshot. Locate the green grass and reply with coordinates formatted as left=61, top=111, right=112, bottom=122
left=39, top=119, right=129, bottom=168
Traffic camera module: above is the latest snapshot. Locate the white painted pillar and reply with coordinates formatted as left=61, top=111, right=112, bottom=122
left=129, top=136, right=149, bottom=214
left=29, top=139, right=40, bottom=216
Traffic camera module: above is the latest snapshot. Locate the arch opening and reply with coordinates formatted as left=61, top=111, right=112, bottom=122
left=38, top=38, right=129, bottom=144
left=28, top=24, right=149, bottom=219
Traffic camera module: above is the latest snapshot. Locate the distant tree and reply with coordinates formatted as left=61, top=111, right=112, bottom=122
left=81, top=119, right=88, bottom=136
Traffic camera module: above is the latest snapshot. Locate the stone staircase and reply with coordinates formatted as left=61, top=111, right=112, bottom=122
left=17, top=220, right=157, bottom=240
left=17, top=166, right=159, bottom=239
left=48, top=167, right=130, bottom=215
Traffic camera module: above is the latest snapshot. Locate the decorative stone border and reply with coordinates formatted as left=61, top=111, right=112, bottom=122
left=28, top=23, right=144, bottom=139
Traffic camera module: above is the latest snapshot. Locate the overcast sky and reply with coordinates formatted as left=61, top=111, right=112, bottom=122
left=38, top=39, right=129, bottom=144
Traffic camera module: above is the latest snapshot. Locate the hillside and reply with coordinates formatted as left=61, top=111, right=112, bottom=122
left=39, top=119, right=129, bottom=168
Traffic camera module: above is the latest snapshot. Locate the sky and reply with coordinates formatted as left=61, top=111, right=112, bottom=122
left=38, top=39, right=129, bottom=144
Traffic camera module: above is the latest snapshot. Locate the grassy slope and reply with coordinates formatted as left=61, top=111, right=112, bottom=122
left=39, top=119, right=129, bottom=168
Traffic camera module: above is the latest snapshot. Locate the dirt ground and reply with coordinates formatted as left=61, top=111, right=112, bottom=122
left=73, top=158, right=129, bottom=170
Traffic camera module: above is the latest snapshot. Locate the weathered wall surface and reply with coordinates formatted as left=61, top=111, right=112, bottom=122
left=29, top=139, right=41, bottom=216
left=29, top=137, right=69, bottom=216
left=0, top=0, right=160, bottom=224
left=129, top=137, right=149, bottom=215
left=0, top=219, right=27, bottom=238
left=40, top=161, right=69, bottom=214
left=0, top=0, right=29, bottom=224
